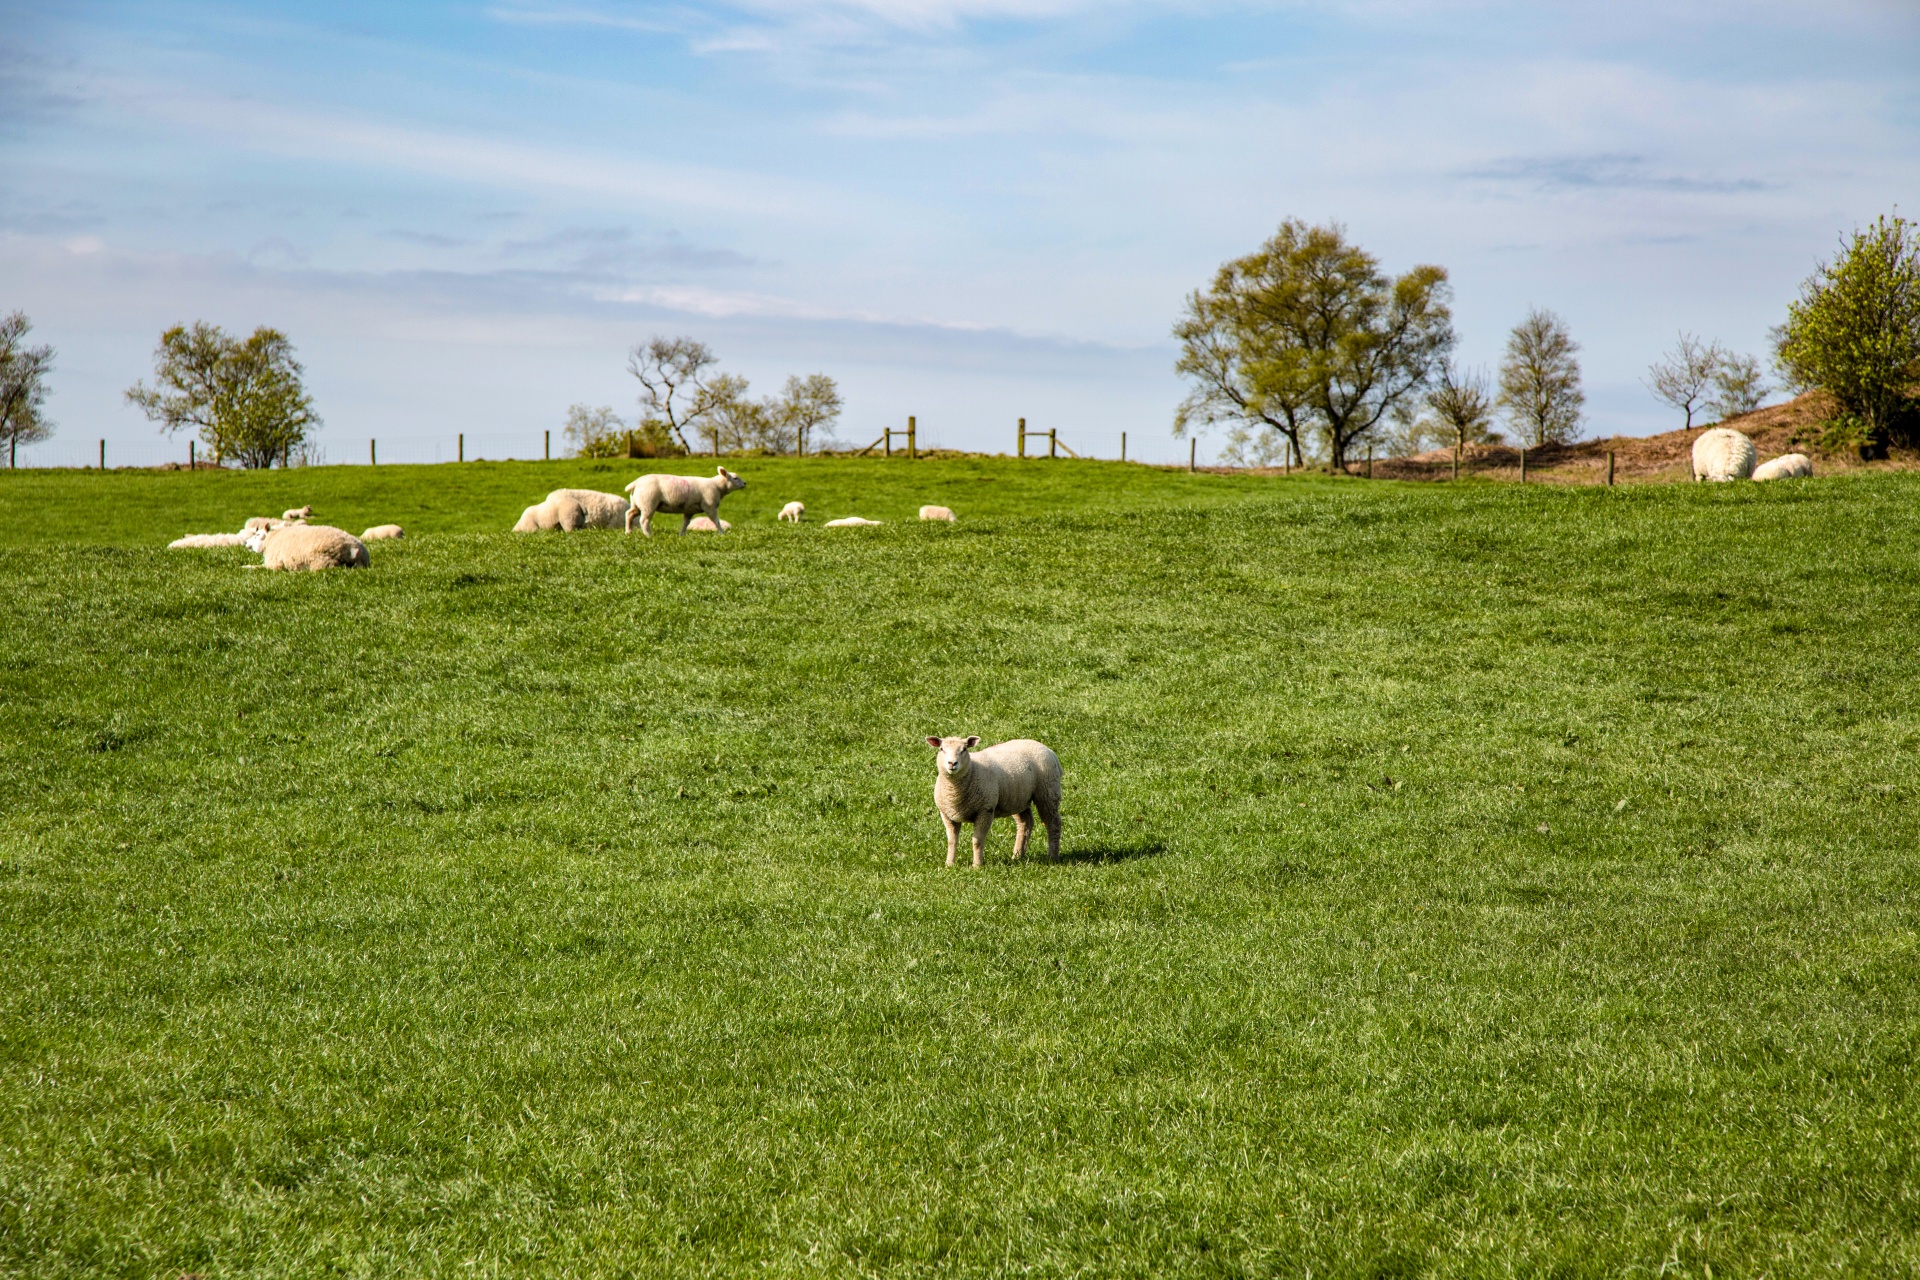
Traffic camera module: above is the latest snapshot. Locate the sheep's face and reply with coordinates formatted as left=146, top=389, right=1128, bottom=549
left=718, top=467, right=746, bottom=493
left=926, top=735, right=981, bottom=778
left=243, top=527, right=269, bottom=553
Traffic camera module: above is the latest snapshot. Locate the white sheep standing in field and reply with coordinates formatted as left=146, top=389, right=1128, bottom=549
left=1753, top=453, right=1813, bottom=482
left=512, top=488, right=630, bottom=532
left=927, top=734, right=1063, bottom=867
left=919, top=505, right=957, bottom=522
left=778, top=501, right=805, bottom=523
left=244, top=524, right=370, bottom=571
left=684, top=515, right=732, bottom=533
left=168, top=532, right=251, bottom=549
left=824, top=516, right=882, bottom=527
left=361, top=524, right=405, bottom=540
left=623, top=467, right=746, bottom=536
left=1691, top=428, right=1757, bottom=482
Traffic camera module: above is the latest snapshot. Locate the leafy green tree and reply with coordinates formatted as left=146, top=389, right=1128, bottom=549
left=1706, top=352, right=1769, bottom=421
left=0, top=311, right=56, bottom=466
left=1774, top=213, right=1920, bottom=445
left=1174, top=220, right=1454, bottom=469
left=564, top=404, right=628, bottom=458
left=1498, top=308, right=1584, bottom=446
left=125, top=323, right=318, bottom=468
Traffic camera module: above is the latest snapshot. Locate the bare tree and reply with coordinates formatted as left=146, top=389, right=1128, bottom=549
left=0, top=311, right=56, bottom=466
left=1646, top=332, right=1723, bottom=429
left=563, top=404, right=627, bottom=458
left=1707, top=351, right=1770, bottom=421
left=1498, top=308, right=1585, bottom=446
left=627, top=336, right=716, bottom=454
left=1425, top=361, right=1499, bottom=453
left=777, top=374, right=842, bottom=455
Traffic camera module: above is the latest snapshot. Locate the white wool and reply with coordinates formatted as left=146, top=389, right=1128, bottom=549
left=241, top=516, right=289, bottom=533
left=918, top=505, right=957, bottom=522
left=249, top=524, right=370, bottom=571
left=1752, top=453, right=1813, bottom=482
left=361, top=524, right=405, bottom=540
left=684, top=515, right=732, bottom=532
left=622, top=467, right=747, bottom=536
left=1691, top=428, right=1757, bottom=482
left=282, top=505, right=314, bottom=521
left=778, top=501, right=806, bottom=523
left=168, top=532, right=250, bottom=549
left=824, top=516, right=883, bottom=527
left=545, top=489, right=629, bottom=529
left=927, top=735, right=1063, bottom=867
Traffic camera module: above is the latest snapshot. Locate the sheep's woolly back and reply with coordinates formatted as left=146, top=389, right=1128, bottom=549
left=254, top=524, right=370, bottom=571
left=545, top=489, right=630, bottom=529
left=361, top=524, right=405, bottom=540
left=685, top=516, right=732, bottom=532
left=778, top=501, right=805, bottom=522
left=1753, top=453, right=1813, bottom=482
left=282, top=505, right=314, bottom=521
left=1691, top=428, right=1757, bottom=482
left=918, top=505, right=957, bottom=522
left=824, top=516, right=882, bottom=527
left=169, top=532, right=250, bottom=549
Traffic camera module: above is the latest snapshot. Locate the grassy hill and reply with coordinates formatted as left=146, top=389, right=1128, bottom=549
left=2, top=459, right=1917, bottom=1276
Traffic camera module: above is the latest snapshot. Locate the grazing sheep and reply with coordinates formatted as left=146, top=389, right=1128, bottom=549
left=918, top=505, right=957, bottom=523
left=623, top=467, right=746, bottom=536
left=684, top=515, right=732, bottom=533
left=1753, top=453, right=1813, bottom=482
left=778, top=501, right=806, bottom=523
left=511, top=489, right=628, bottom=533
left=1691, top=428, right=1757, bottom=482
left=824, top=516, right=882, bottom=527
left=167, top=532, right=250, bottom=549
left=927, top=735, right=1062, bottom=867
left=245, top=524, right=370, bottom=571
left=282, top=505, right=314, bottom=521
left=361, top=524, right=405, bottom=540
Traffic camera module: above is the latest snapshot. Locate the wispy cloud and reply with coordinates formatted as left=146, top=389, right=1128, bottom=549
left=1463, top=152, right=1777, bottom=195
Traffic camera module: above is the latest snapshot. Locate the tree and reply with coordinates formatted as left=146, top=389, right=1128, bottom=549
left=1498, top=308, right=1584, bottom=446
left=1774, top=213, right=1920, bottom=445
left=1706, top=352, right=1769, bottom=421
left=1425, top=361, right=1499, bottom=452
left=1646, top=332, right=1723, bottom=429
left=1174, top=220, right=1454, bottom=469
left=628, top=336, right=716, bottom=454
left=564, top=404, right=628, bottom=458
left=776, top=374, right=842, bottom=455
left=0, top=311, right=56, bottom=466
left=688, top=373, right=767, bottom=454
left=125, top=323, right=318, bottom=468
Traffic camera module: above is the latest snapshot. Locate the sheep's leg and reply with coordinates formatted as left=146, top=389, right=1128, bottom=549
left=1011, top=808, right=1034, bottom=860
left=1037, top=795, right=1061, bottom=861
left=971, top=815, right=992, bottom=868
left=705, top=499, right=726, bottom=532
left=943, top=816, right=961, bottom=868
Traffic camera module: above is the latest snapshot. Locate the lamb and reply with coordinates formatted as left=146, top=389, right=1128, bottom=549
left=918, top=505, right=957, bottom=522
left=282, top=505, right=314, bottom=521
left=360, top=524, right=405, bottom=540
left=927, top=735, right=1062, bottom=867
left=778, top=501, right=806, bottom=523
left=244, top=523, right=370, bottom=571
left=684, top=515, right=732, bottom=532
left=167, top=532, right=250, bottom=549
left=824, top=516, right=882, bottom=527
left=1691, top=427, right=1757, bottom=482
left=242, top=516, right=291, bottom=533
left=1752, top=453, right=1813, bottom=482
left=511, top=488, right=630, bottom=532
left=623, top=467, right=746, bottom=536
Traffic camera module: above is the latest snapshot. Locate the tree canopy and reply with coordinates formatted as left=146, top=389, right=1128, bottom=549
left=0, top=311, right=56, bottom=464
left=125, top=323, right=318, bottom=468
left=1498, top=309, right=1584, bottom=447
left=1774, top=213, right=1920, bottom=445
left=1174, top=220, right=1454, bottom=469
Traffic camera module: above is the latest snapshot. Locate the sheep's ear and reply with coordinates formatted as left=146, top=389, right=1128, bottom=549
left=964, top=735, right=980, bottom=749
left=926, top=736, right=943, bottom=748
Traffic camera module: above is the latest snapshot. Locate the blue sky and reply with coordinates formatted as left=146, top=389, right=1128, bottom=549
left=3, top=0, right=1916, bottom=465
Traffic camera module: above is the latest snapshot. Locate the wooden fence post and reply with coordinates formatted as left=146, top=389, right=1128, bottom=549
left=1452, top=441, right=1460, bottom=481
left=370, top=439, right=377, bottom=466
left=1189, top=438, right=1196, bottom=472
left=1120, top=431, right=1127, bottom=462
left=189, top=440, right=195, bottom=471
left=1367, top=445, right=1373, bottom=480
left=545, top=430, right=551, bottom=461
left=99, top=439, right=105, bottom=470
left=908, top=416, right=916, bottom=460
left=1018, top=418, right=1026, bottom=459
left=1607, top=451, right=1616, bottom=486
left=1049, top=429, right=1057, bottom=460
left=1519, top=446, right=1527, bottom=484
left=458, top=433, right=465, bottom=463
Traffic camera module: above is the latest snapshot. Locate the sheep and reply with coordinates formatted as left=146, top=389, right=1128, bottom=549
left=167, top=532, right=250, bottom=549
left=1691, top=427, right=1757, bottom=482
left=918, top=505, right=957, bottom=522
left=623, top=467, right=746, bottom=536
left=684, top=515, right=732, bottom=533
left=282, top=505, right=314, bottom=521
left=926, top=735, right=1062, bottom=867
left=511, top=489, right=629, bottom=533
left=778, top=501, right=806, bottom=523
left=1753, top=453, right=1813, bottom=482
left=244, top=523, right=370, bottom=571
left=361, top=524, right=405, bottom=540
left=824, top=516, right=882, bottom=527
left=242, top=516, right=291, bottom=533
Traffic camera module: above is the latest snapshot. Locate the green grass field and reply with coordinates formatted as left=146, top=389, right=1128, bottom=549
left=2, top=459, right=1917, bottom=1277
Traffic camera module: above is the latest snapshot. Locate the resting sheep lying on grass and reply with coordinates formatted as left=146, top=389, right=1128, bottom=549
left=1753, top=453, right=1813, bottom=481
left=927, top=734, right=1062, bottom=867
left=778, top=502, right=805, bottom=523
left=919, top=505, right=957, bottom=522
left=361, top=524, right=405, bottom=540
left=1691, top=428, right=1757, bottom=482
left=512, top=489, right=630, bottom=532
left=282, top=505, right=314, bottom=521
left=623, top=467, right=746, bottom=536
left=824, top=517, right=882, bottom=527
left=684, top=516, right=732, bottom=533
left=168, top=533, right=250, bottom=549
left=243, top=524, right=370, bottom=571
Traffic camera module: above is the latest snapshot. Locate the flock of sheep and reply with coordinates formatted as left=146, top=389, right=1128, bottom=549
left=510, top=466, right=957, bottom=536
left=1691, top=428, right=1813, bottom=483
left=167, top=505, right=402, bottom=570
